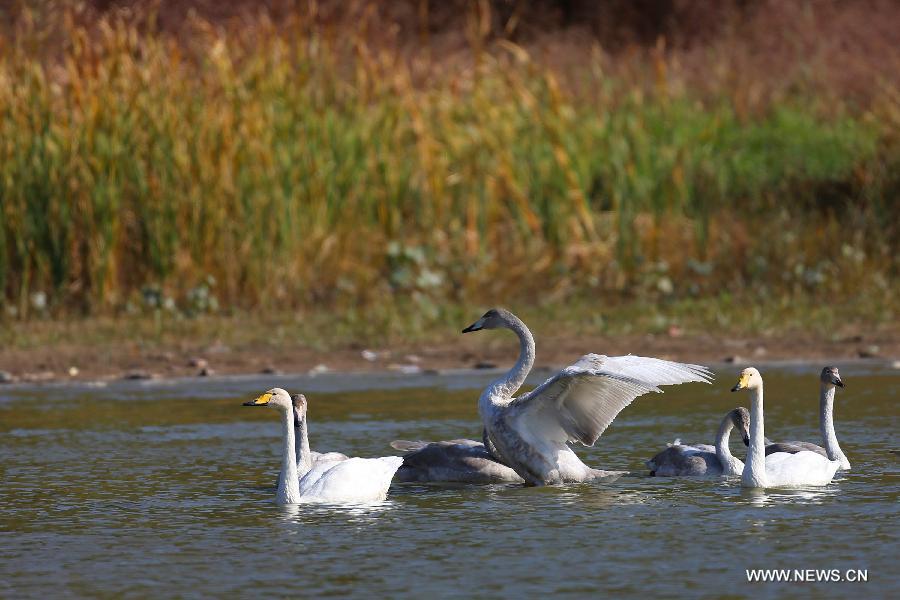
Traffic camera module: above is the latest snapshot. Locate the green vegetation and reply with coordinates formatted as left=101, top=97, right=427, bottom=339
left=0, top=10, right=897, bottom=329
left=2, top=295, right=894, bottom=360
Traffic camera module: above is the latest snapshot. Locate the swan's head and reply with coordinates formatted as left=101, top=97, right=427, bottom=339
left=462, top=308, right=514, bottom=333
left=730, top=367, right=762, bottom=392
left=820, top=366, right=844, bottom=389
left=730, top=407, right=751, bottom=446
left=243, top=387, right=292, bottom=411
left=291, top=393, right=308, bottom=427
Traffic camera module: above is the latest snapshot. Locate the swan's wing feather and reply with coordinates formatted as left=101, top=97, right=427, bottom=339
left=764, top=450, right=839, bottom=485
left=692, top=443, right=716, bottom=453
left=394, top=439, right=494, bottom=467
left=301, top=457, right=403, bottom=502
left=313, top=451, right=350, bottom=463
left=391, top=439, right=484, bottom=453
left=582, top=354, right=713, bottom=386
left=766, top=440, right=827, bottom=457
left=511, top=363, right=660, bottom=446
left=391, top=439, right=523, bottom=483
left=647, top=445, right=717, bottom=476
left=511, top=354, right=711, bottom=447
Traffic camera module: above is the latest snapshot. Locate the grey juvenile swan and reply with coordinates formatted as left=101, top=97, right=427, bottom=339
left=390, top=438, right=524, bottom=484
left=646, top=407, right=750, bottom=477
left=763, top=367, right=850, bottom=470
left=461, top=308, right=713, bottom=485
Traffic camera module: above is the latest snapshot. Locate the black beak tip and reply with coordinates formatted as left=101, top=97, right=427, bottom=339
left=743, top=437, right=750, bottom=447
left=835, top=380, right=845, bottom=388
left=242, top=400, right=258, bottom=406
left=461, top=325, right=479, bottom=334
left=730, top=384, right=740, bottom=392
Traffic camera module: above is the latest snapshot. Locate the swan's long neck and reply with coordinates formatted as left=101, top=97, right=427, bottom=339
left=489, top=315, right=535, bottom=402
left=714, top=415, right=739, bottom=475
left=276, top=409, right=301, bottom=504
left=295, top=416, right=313, bottom=476
left=743, top=385, right=768, bottom=487
left=820, top=385, right=850, bottom=469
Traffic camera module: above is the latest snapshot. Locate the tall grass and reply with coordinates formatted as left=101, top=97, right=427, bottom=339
left=0, top=11, right=897, bottom=321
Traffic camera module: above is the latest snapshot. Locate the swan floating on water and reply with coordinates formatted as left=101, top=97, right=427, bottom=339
left=244, top=388, right=403, bottom=503
left=646, top=407, right=750, bottom=477
left=391, top=437, right=524, bottom=484
left=461, top=308, right=713, bottom=485
left=731, top=368, right=841, bottom=488
left=292, top=394, right=350, bottom=466
left=275, top=393, right=348, bottom=489
left=763, top=367, right=850, bottom=470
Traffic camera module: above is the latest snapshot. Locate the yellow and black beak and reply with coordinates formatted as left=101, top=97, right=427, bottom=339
left=731, top=373, right=749, bottom=392
left=243, top=392, right=273, bottom=407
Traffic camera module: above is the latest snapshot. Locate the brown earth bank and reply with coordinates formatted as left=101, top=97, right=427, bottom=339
left=1, top=329, right=897, bottom=385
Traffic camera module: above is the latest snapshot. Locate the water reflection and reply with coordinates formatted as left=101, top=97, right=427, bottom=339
left=276, top=500, right=397, bottom=524
left=742, top=485, right=839, bottom=507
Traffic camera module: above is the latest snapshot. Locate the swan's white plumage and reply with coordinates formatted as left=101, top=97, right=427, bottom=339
left=463, top=309, right=713, bottom=485
left=514, top=354, right=711, bottom=446
left=755, top=449, right=840, bottom=487
left=576, top=354, right=713, bottom=387
left=733, top=368, right=841, bottom=489
left=298, top=456, right=404, bottom=503
left=245, top=388, right=403, bottom=504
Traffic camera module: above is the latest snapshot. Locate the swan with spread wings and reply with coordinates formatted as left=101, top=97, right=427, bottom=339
left=461, top=308, right=713, bottom=485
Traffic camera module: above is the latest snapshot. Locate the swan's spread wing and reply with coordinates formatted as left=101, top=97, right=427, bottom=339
left=511, top=354, right=712, bottom=446
left=511, top=364, right=660, bottom=446
left=579, top=354, right=713, bottom=386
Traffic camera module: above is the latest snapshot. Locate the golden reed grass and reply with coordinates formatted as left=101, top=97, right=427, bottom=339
left=0, top=8, right=897, bottom=319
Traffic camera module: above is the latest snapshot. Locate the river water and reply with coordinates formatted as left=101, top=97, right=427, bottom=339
left=1, top=363, right=897, bottom=598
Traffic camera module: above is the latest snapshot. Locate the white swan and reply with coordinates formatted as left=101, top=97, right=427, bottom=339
left=390, top=436, right=524, bottom=484
left=763, top=367, right=850, bottom=470
left=244, top=388, right=403, bottom=503
left=275, top=393, right=348, bottom=488
left=646, top=407, right=750, bottom=477
left=461, top=308, right=713, bottom=485
left=731, top=368, right=841, bottom=488
left=292, top=393, right=349, bottom=467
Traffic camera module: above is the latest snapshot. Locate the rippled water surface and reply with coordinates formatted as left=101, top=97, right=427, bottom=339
left=2, top=364, right=898, bottom=598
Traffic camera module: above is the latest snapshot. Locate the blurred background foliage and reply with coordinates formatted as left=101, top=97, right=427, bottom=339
left=0, top=0, right=897, bottom=329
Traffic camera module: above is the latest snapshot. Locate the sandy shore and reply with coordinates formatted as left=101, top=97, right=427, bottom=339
left=1, top=329, right=897, bottom=385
